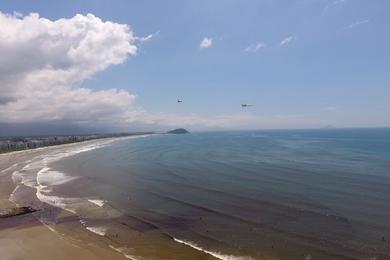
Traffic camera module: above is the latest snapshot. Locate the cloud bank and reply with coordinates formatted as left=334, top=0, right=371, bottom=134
left=0, top=12, right=139, bottom=127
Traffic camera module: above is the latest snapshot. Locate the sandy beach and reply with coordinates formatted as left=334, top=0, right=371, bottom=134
left=0, top=141, right=130, bottom=260
left=0, top=137, right=223, bottom=260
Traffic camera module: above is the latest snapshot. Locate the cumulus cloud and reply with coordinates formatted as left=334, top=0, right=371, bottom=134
left=200, top=37, right=213, bottom=49
left=245, top=42, right=266, bottom=52
left=280, top=35, right=295, bottom=46
left=0, top=11, right=138, bottom=125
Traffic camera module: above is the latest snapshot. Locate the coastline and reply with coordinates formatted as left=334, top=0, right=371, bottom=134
left=2, top=130, right=387, bottom=259
left=0, top=136, right=150, bottom=260
left=0, top=133, right=224, bottom=260
left=0, top=134, right=154, bottom=156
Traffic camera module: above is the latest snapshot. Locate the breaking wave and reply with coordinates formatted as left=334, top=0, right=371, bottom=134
left=109, top=245, right=142, bottom=260
left=88, top=199, right=106, bottom=207
left=173, top=238, right=254, bottom=260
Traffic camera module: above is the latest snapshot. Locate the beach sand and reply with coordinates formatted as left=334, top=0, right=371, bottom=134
left=0, top=224, right=128, bottom=260
left=0, top=142, right=129, bottom=260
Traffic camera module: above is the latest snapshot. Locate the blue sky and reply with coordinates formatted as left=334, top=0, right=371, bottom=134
left=0, top=0, right=389, bottom=132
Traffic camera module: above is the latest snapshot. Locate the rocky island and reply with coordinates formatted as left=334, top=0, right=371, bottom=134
left=167, top=128, right=189, bottom=134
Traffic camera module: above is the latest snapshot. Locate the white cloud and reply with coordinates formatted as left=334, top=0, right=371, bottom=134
left=343, top=19, right=369, bottom=30
left=245, top=42, right=266, bottom=52
left=135, top=30, right=159, bottom=43
left=0, top=11, right=137, bottom=125
left=12, top=11, right=23, bottom=18
left=200, top=37, right=213, bottom=49
left=280, top=35, right=295, bottom=46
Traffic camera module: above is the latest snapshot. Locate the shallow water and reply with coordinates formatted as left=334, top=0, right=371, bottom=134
left=15, top=129, right=390, bottom=259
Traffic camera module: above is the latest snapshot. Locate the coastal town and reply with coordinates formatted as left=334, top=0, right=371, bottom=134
left=0, top=132, right=154, bottom=153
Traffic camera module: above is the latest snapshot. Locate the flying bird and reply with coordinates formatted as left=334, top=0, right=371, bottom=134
left=241, top=104, right=254, bottom=108
left=177, top=99, right=183, bottom=103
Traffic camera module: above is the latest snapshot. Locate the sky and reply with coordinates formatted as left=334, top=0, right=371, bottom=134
left=0, top=0, right=389, bottom=135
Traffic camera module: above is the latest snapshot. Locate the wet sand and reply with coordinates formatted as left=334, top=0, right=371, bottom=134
left=0, top=224, right=128, bottom=260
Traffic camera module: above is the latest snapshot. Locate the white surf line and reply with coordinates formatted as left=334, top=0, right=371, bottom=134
left=79, top=219, right=108, bottom=237
left=88, top=199, right=106, bottom=207
left=85, top=226, right=107, bottom=237
left=109, top=245, right=141, bottom=260
left=0, top=163, right=19, bottom=175
left=173, top=238, right=253, bottom=260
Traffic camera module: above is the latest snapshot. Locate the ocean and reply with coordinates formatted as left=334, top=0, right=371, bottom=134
left=10, top=129, right=390, bottom=259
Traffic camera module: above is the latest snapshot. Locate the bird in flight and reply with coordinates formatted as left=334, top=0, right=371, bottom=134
left=241, top=104, right=254, bottom=108
left=177, top=99, right=183, bottom=103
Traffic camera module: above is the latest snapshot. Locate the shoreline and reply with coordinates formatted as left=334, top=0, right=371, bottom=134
left=0, top=133, right=222, bottom=260
left=0, top=133, right=156, bottom=156
left=0, top=135, right=152, bottom=260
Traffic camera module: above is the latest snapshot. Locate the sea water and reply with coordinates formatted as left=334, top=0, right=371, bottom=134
left=18, top=129, right=390, bottom=259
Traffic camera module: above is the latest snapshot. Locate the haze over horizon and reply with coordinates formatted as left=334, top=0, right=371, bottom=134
left=0, top=0, right=389, bottom=135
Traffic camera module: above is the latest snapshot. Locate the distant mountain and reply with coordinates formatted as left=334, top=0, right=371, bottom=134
left=167, top=128, right=189, bottom=134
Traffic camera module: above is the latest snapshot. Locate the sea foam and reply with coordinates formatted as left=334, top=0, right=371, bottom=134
left=85, top=226, right=107, bottom=236
left=173, top=238, right=254, bottom=260
left=109, top=245, right=141, bottom=260
left=88, top=199, right=106, bottom=207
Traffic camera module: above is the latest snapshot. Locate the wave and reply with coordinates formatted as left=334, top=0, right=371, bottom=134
left=79, top=218, right=109, bottom=237
left=11, top=165, right=82, bottom=214
left=173, top=238, right=253, bottom=260
left=36, top=193, right=80, bottom=214
left=108, top=245, right=142, bottom=260
left=11, top=169, right=37, bottom=188
left=37, top=167, right=79, bottom=187
left=85, top=226, right=107, bottom=236
left=88, top=199, right=106, bottom=207
left=0, top=163, right=19, bottom=176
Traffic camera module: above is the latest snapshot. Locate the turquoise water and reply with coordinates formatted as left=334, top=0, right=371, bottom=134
left=50, top=129, right=390, bottom=259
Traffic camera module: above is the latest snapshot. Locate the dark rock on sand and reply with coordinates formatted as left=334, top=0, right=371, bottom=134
left=0, top=206, right=37, bottom=218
